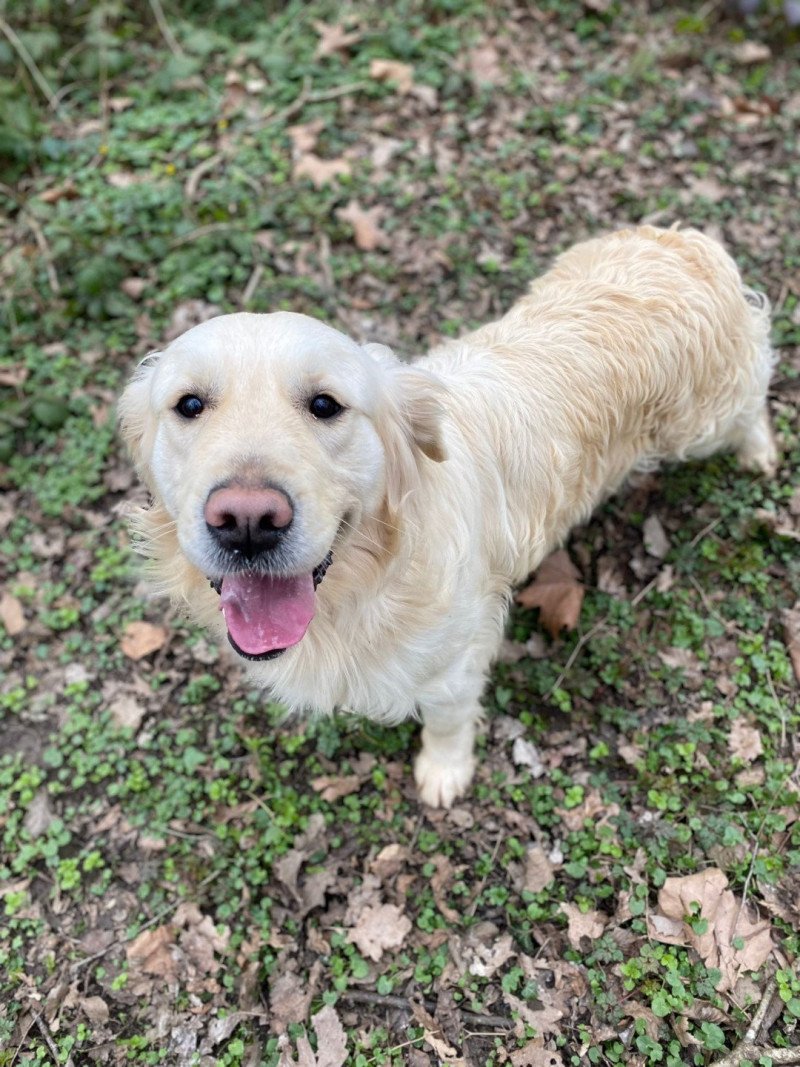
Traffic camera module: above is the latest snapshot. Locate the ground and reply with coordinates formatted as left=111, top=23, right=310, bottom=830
left=1, top=1, right=799, bottom=1064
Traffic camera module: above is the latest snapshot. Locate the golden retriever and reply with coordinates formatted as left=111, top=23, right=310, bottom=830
left=119, top=226, right=776, bottom=807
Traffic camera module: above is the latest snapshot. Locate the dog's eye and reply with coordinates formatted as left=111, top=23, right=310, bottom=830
left=308, top=394, right=343, bottom=420
left=175, top=395, right=205, bottom=419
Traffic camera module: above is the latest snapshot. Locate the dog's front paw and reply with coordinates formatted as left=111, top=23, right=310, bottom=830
left=414, top=749, right=475, bottom=808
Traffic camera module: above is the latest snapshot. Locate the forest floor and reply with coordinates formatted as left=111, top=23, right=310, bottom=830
left=1, top=1, right=799, bottom=1064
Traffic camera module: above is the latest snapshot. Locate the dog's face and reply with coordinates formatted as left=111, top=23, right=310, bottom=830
left=119, top=312, right=445, bottom=661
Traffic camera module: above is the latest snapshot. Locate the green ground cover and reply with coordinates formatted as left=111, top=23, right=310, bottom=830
left=1, top=1, right=799, bottom=1063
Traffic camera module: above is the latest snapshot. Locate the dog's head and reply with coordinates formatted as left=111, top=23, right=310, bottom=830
left=119, top=312, right=446, bottom=660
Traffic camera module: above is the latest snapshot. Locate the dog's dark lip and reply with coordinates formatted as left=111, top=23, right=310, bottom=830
left=226, top=633, right=286, bottom=661
left=207, top=550, right=334, bottom=597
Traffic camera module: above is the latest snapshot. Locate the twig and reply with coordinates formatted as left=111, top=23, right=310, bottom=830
left=630, top=572, right=661, bottom=607
left=22, top=211, right=61, bottom=295
left=263, top=77, right=368, bottom=128
left=69, top=868, right=223, bottom=974
left=241, top=262, right=264, bottom=306
left=709, top=977, right=800, bottom=1067
left=546, top=618, right=606, bottom=698
left=32, top=1014, right=75, bottom=1067
left=148, top=0, right=184, bottom=57
left=339, top=990, right=514, bottom=1029
left=745, top=977, right=778, bottom=1042
left=0, top=15, right=64, bottom=116
left=466, top=832, right=504, bottom=918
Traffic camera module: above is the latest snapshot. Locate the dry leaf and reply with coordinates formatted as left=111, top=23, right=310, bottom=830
left=369, top=58, right=414, bottom=94
left=310, top=775, right=360, bottom=802
left=0, top=364, right=29, bottom=387
left=559, top=902, right=607, bottom=949
left=515, top=550, right=584, bottom=638
left=269, top=960, right=322, bottom=1034
left=733, top=40, right=771, bottom=64
left=23, top=790, right=54, bottom=839
left=336, top=200, right=388, bottom=251
left=648, top=868, right=774, bottom=990
left=120, top=620, right=168, bottom=659
left=121, top=277, right=147, bottom=299
left=40, top=180, right=79, bottom=203
left=287, top=119, right=324, bottom=155
left=511, top=1043, right=565, bottom=1067
left=524, top=846, right=555, bottom=893
left=643, top=514, right=670, bottom=558
left=410, top=1002, right=465, bottom=1065
left=126, top=925, right=177, bottom=978
left=80, top=996, right=109, bottom=1025
left=468, top=44, right=503, bottom=85
left=0, top=591, right=26, bottom=636
left=512, top=737, right=545, bottom=777
left=467, top=932, right=515, bottom=977
left=313, top=20, right=361, bottom=59
left=293, top=153, right=352, bottom=188
left=165, top=299, right=220, bottom=341
left=728, top=720, right=763, bottom=763
left=309, top=1004, right=348, bottom=1067
left=110, top=694, right=146, bottom=732
left=347, top=902, right=411, bottom=961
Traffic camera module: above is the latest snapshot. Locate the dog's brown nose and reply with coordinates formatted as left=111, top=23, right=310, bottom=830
left=204, top=485, right=293, bottom=559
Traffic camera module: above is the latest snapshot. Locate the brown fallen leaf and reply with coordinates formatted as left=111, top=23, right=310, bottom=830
left=287, top=119, right=325, bottom=155
left=126, top=925, right=177, bottom=978
left=515, top=550, right=584, bottom=638
left=648, top=868, right=774, bottom=991
left=369, top=58, right=414, bottom=94
left=0, top=364, right=29, bottom=387
left=293, top=153, right=352, bottom=188
left=643, top=514, right=670, bottom=558
left=336, top=200, right=389, bottom=251
left=313, top=20, right=361, bottom=59
left=728, top=719, right=763, bottom=763
left=468, top=44, right=503, bottom=85
left=120, top=620, right=168, bottom=660
left=0, top=591, right=26, bottom=636
left=269, top=961, right=322, bottom=1034
left=121, top=277, right=147, bottom=299
left=558, top=902, right=607, bottom=949
left=310, top=774, right=360, bottom=802
left=410, top=1001, right=465, bottom=1065
left=511, top=1042, right=565, bottom=1067
left=347, top=902, right=411, bottom=961
left=80, top=996, right=109, bottom=1025
left=524, top=846, right=555, bottom=893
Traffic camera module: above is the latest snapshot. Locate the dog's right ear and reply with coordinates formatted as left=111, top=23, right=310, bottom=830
left=118, top=351, right=160, bottom=482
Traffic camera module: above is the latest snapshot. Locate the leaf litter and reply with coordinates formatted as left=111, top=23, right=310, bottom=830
left=2, top=0, right=799, bottom=1063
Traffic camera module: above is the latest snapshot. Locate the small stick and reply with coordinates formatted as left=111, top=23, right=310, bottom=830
left=546, top=619, right=606, bottom=698
left=32, top=1014, right=75, bottom=1067
left=148, top=0, right=184, bottom=57
left=0, top=16, right=64, bottom=115
left=338, top=989, right=514, bottom=1029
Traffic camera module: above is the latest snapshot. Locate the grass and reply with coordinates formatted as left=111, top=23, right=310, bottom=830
left=1, top=0, right=799, bottom=1063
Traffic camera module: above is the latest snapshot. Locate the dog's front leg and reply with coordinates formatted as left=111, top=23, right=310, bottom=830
left=414, top=692, right=483, bottom=809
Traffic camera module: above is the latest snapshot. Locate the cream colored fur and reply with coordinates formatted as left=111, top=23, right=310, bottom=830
left=119, top=226, right=777, bottom=807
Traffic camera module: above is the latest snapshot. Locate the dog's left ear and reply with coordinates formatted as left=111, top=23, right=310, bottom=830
left=362, top=343, right=447, bottom=465
left=363, top=343, right=447, bottom=518
left=118, top=351, right=161, bottom=483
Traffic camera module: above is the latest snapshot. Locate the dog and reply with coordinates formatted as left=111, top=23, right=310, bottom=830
left=119, top=225, right=776, bottom=807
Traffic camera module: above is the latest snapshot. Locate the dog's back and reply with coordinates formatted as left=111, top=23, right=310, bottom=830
left=426, top=226, right=776, bottom=579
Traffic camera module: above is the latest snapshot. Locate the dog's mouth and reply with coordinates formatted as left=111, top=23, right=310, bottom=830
left=209, top=553, right=332, bottom=661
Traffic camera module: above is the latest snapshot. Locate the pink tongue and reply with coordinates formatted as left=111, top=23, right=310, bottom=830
left=220, top=573, right=315, bottom=655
